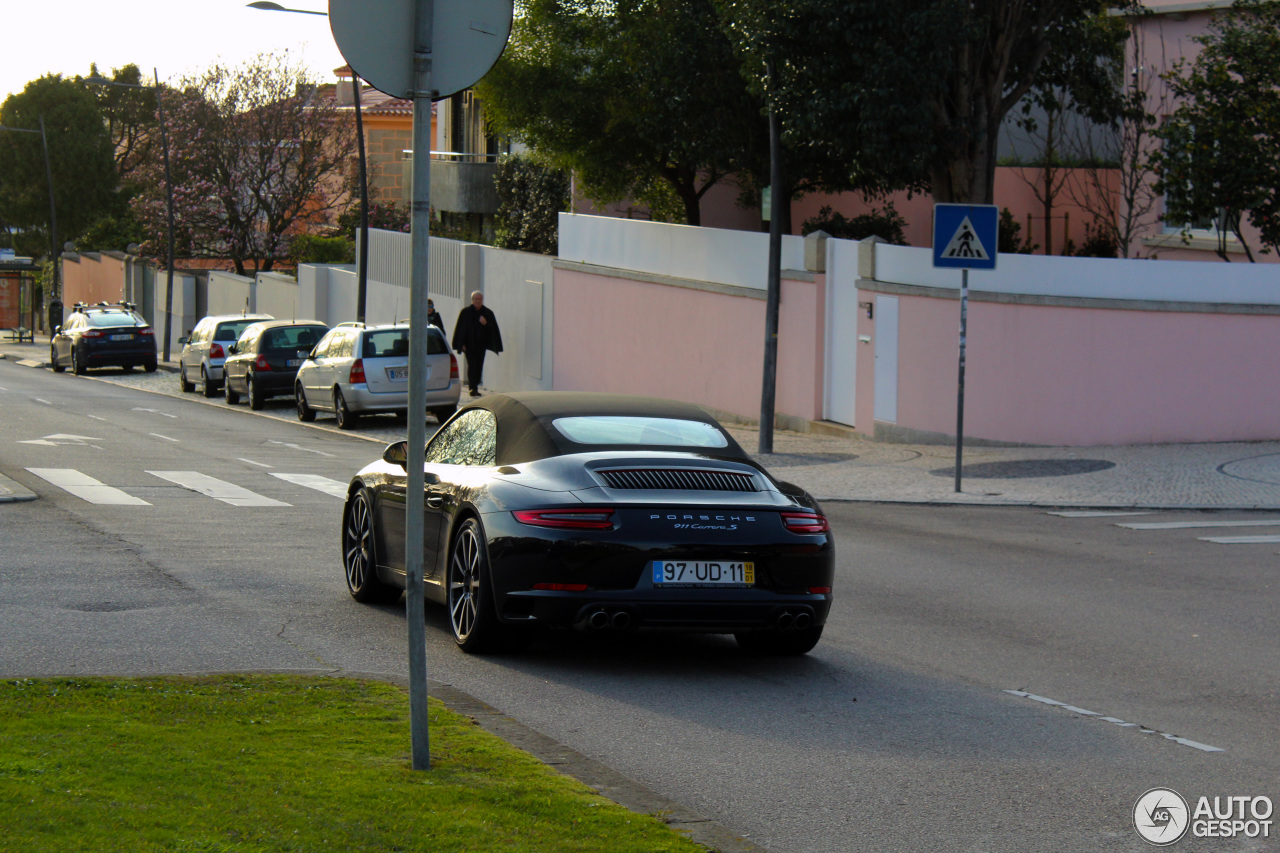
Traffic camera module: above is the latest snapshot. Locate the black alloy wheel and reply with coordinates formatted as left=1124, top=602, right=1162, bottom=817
left=179, top=366, right=194, bottom=392
left=225, top=372, right=241, bottom=405
left=71, top=347, right=85, bottom=375
left=248, top=373, right=266, bottom=410
left=201, top=366, right=218, bottom=398
left=334, top=388, right=358, bottom=430
left=342, top=490, right=398, bottom=603
left=296, top=384, right=316, bottom=422
left=50, top=346, right=64, bottom=373
left=447, top=517, right=523, bottom=653
left=734, top=625, right=824, bottom=656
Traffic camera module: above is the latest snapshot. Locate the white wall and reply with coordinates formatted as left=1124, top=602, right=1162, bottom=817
left=477, top=246, right=555, bottom=392
left=557, top=213, right=807, bottom=291
left=207, top=271, right=254, bottom=317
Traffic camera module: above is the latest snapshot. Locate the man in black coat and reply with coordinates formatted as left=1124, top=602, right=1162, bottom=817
left=451, top=290, right=503, bottom=396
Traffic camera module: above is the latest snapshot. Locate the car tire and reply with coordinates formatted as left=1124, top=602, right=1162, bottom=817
left=734, top=625, right=823, bottom=656
left=50, top=346, right=64, bottom=373
left=296, top=383, right=316, bottom=422
left=144, top=359, right=157, bottom=373
left=248, top=373, right=266, bottom=410
left=201, top=366, right=218, bottom=398
left=447, top=517, right=526, bottom=654
left=334, top=389, right=358, bottom=430
left=431, top=405, right=456, bottom=423
left=342, top=489, right=400, bottom=604
left=179, top=366, right=194, bottom=392
left=71, top=348, right=85, bottom=375
left=225, top=373, right=241, bottom=405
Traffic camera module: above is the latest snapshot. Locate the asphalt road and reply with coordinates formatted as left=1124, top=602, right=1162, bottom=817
left=2, top=358, right=1277, bottom=852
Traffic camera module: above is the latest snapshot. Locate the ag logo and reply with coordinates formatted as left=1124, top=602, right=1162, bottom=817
left=1134, top=788, right=1190, bottom=845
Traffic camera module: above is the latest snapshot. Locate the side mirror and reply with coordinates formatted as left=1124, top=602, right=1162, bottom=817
left=382, top=441, right=408, bottom=469
left=227, top=343, right=237, bottom=355
left=178, top=336, right=189, bottom=345
left=53, top=325, right=61, bottom=335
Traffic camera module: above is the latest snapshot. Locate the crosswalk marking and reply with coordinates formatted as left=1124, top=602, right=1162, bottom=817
left=1118, top=519, right=1280, bottom=530
left=147, top=471, right=291, bottom=507
left=1198, top=534, right=1280, bottom=544
left=270, top=472, right=349, bottom=499
left=26, top=468, right=151, bottom=506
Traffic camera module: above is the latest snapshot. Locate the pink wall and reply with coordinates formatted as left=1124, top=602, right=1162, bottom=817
left=61, top=254, right=126, bottom=308
left=552, top=268, right=825, bottom=424
left=880, top=292, right=1280, bottom=445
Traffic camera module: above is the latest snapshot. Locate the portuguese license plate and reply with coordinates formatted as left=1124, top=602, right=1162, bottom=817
left=388, top=366, right=409, bottom=380
left=111, top=334, right=132, bottom=341
left=286, top=358, right=302, bottom=367
left=652, top=560, right=754, bottom=586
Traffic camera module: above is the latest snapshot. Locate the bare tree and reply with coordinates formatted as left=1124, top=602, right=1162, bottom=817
left=130, top=52, right=356, bottom=276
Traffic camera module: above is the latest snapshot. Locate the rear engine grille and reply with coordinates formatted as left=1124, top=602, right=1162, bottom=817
left=598, top=468, right=757, bottom=492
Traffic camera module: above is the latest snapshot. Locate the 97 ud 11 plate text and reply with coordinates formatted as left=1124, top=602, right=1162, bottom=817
left=652, top=561, right=755, bottom=586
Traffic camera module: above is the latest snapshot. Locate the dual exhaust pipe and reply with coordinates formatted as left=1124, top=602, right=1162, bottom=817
left=584, top=609, right=632, bottom=631
left=775, top=610, right=813, bottom=631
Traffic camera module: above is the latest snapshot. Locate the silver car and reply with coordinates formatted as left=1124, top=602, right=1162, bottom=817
left=178, top=313, right=273, bottom=397
left=294, top=323, right=460, bottom=429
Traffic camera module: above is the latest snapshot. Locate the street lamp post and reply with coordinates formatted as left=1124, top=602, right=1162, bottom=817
left=247, top=1, right=369, bottom=323
left=0, top=117, right=60, bottom=316
left=86, top=72, right=176, bottom=361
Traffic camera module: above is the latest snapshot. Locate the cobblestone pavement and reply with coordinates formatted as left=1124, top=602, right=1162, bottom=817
left=6, top=343, right=1280, bottom=510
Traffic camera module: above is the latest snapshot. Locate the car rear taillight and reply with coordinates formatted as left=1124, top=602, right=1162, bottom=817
left=449, top=353, right=459, bottom=379
left=780, top=511, right=830, bottom=534
left=81, top=329, right=105, bottom=338
left=209, top=343, right=224, bottom=359
left=532, top=583, right=589, bottom=592
left=349, top=358, right=366, bottom=384
left=513, top=508, right=616, bottom=530
left=138, top=327, right=154, bottom=336
left=254, top=354, right=272, bottom=371
left=808, top=586, right=832, bottom=595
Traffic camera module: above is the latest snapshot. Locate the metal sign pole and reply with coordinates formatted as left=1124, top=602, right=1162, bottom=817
left=404, top=0, right=435, bottom=772
left=955, top=268, right=969, bottom=493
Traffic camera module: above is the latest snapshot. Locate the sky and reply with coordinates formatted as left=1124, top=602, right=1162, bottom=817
left=2, top=0, right=349, bottom=103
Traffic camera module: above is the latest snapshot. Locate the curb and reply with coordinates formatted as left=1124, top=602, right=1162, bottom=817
left=0, top=473, right=37, bottom=503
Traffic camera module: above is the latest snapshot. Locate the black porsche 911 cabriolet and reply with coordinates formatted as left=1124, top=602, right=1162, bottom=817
left=341, top=392, right=834, bottom=654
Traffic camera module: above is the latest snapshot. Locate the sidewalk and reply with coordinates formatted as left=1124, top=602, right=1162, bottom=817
left=5, top=338, right=1280, bottom=510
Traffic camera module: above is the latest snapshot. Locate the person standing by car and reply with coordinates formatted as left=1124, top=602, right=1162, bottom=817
left=451, top=290, right=502, bottom=397
left=427, top=299, right=444, bottom=331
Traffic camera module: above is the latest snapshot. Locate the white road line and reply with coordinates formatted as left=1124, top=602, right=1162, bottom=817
left=1198, top=534, right=1280, bottom=544
left=87, top=415, right=107, bottom=421
left=0, top=385, right=7, bottom=391
left=238, top=458, right=273, bottom=469
left=132, top=407, right=178, bottom=419
left=34, top=398, right=51, bottom=405
left=266, top=440, right=335, bottom=458
left=1047, top=511, right=1153, bottom=518
left=270, top=473, right=349, bottom=499
left=1118, top=519, right=1280, bottom=530
left=1004, top=690, right=1224, bottom=753
left=147, top=471, right=290, bottom=507
left=149, top=433, right=180, bottom=443
left=25, top=468, right=151, bottom=506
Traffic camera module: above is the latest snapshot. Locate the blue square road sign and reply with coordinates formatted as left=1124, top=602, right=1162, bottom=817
left=933, top=204, right=998, bottom=270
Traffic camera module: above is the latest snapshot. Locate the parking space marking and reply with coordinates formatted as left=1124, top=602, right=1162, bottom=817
left=26, top=468, right=151, bottom=506
left=16, top=360, right=43, bottom=368
left=1047, top=510, right=1153, bottom=517
left=1118, top=519, right=1280, bottom=530
left=270, top=473, right=349, bottom=499
left=1004, top=690, right=1224, bottom=752
left=147, top=471, right=290, bottom=507
left=1198, top=534, right=1280, bottom=544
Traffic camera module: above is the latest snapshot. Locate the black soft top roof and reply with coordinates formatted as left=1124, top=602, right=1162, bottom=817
left=461, top=391, right=750, bottom=465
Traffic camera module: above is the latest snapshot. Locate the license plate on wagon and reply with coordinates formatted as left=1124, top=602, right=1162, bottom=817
left=387, top=366, right=409, bottom=380
left=652, top=560, right=754, bottom=586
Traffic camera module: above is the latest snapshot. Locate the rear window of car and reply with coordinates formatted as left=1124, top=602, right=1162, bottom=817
left=86, top=312, right=142, bottom=328
left=362, top=329, right=446, bottom=358
left=214, top=320, right=260, bottom=342
left=262, top=326, right=325, bottom=352
left=551, top=416, right=729, bottom=448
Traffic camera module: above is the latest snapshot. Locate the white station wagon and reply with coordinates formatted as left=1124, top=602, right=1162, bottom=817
left=294, top=323, right=460, bottom=429
left=178, top=313, right=273, bottom=397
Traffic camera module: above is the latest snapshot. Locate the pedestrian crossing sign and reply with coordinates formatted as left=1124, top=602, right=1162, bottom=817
left=933, top=204, right=998, bottom=270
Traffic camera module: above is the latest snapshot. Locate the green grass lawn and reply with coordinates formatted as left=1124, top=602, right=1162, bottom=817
left=0, top=675, right=705, bottom=853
